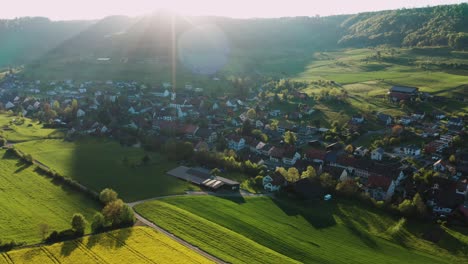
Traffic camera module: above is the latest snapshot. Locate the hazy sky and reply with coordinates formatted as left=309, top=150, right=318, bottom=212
left=1, top=0, right=466, bottom=20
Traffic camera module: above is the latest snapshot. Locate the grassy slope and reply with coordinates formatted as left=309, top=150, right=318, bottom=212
left=15, top=138, right=199, bottom=202
left=0, top=114, right=64, bottom=142
left=295, top=48, right=468, bottom=113
left=0, top=149, right=100, bottom=244
left=136, top=196, right=467, bottom=264
left=1, top=227, right=213, bottom=264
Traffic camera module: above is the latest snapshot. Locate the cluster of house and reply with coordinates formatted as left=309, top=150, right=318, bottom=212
left=1, top=74, right=466, bottom=219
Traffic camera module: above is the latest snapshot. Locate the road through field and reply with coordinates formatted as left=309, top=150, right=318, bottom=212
left=128, top=191, right=271, bottom=264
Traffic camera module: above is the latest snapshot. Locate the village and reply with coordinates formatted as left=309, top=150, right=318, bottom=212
left=0, top=71, right=467, bottom=225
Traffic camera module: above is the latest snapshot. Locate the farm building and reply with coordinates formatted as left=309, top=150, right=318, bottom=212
left=167, top=166, right=240, bottom=191
left=388, top=86, right=419, bottom=101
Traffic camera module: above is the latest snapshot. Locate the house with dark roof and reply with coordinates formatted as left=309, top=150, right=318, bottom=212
left=263, top=172, right=286, bottom=192
left=389, top=86, right=419, bottom=101
left=377, top=113, right=392, bottom=126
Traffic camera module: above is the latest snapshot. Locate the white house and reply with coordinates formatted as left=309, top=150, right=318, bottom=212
left=228, top=137, right=245, bottom=151
left=351, top=115, right=364, bottom=124
left=269, top=110, right=281, bottom=117
left=354, top=146, right=368, bottom=157
left=255, top=120, right=264, bottom=129
left=5, top=101, right=14, bottom=109
left=403, top=145, right=421, bottom=156
left=263, top=175, right=284, bottom=192
left=76, top=109, right=86, bottom=118
left=448, top=117, right=463, bottom=127
left=212, top=102, right=219, bottom=110
left=282, top=152, right=301, bottom=166
left=371, top=148, right=384, bottom=161
left=399, top=116, right=412, bottom=125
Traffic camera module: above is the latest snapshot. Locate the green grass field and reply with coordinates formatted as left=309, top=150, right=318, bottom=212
left=0, top=149, right=100, bottom=244
left=0, top=113, right=65, bottom=142
left=270, top=47, right=468, bottom=128
left=135, top=196, right=468, bottom=264
left=14, top=138, right=199, bottom=202
left=1, top=227, right=213, bottom=264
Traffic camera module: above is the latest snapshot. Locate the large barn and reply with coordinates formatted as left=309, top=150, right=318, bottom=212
left=388, top=86, right=419, bottom=101
left=167, top=166, right=240, bottom=191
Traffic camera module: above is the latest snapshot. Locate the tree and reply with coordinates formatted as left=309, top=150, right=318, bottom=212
left=412, top=193, right=427, bottom=217
left=99, top=188, right=118, bottom=205
left=319, top=173, right=336, bottom=189
left=71, top=214, right=86, bottom=234
left=345, top=144, right=354, bottom=154
left=142, top=154, right=150, bottom=165
left=210, top=168, right=221, bottom=176
left=336, top=179, right=358, bottom=196
left=102, top=199, right=125, bottom=225
left=449, top=154, right=456, bottom=164
left=283, top=131, right=297, bottom=145
left=91, top=212, right=105, bottom=233
left=246, top=108, right=256, bottom=119
left=119, top=204, right=135, bottom=225
left=398, top=199, right=415, bottom=217
left=392, top=125, right=404, bottom=136
left=301, top=166, right=317, bottom=180
left=38, top=223, right=50, bottom=240
left=52, top=100, right=60, bottom=110
left=71, top=99, right=78, bottom=111
left=286, top=167, right=300, bottom=183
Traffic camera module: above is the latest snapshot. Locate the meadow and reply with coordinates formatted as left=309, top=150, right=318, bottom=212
left=269, top=47, right=468, bottom=127
left=15, top=138, right=199, bottom=202
left=135, top=196, right=468, bottom=264
left=0, top=114, right=64, bottom=142
left=0, top=149, right=100, bottom=244
left=0, top=227, right=213, bottom=264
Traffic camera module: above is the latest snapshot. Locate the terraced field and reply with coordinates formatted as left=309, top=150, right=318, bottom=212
left=0, top=149, right=100, bottom=244
left=136, top=196, right=468, bottom=264
left=15, top=139, right=199, bottom=202
left=0, top=227, right=213, bottom=264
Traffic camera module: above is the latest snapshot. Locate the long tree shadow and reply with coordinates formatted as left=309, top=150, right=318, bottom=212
left=60, top=238, right=82, bottom=256
left=271, top=195, right=337, bottom=229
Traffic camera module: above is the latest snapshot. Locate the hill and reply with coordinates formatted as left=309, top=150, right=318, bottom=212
left=339, top=4, right=468, bottom=49
left=1, top=227, right=213, bottom=263
left=0, top=17, right=92, bottom=68
left=135, top=196, right=468, bottom=264
left=15, top=3, right=468, bottom=81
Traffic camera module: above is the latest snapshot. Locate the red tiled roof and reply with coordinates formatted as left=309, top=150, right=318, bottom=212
left=367, top=175, right=392, bottom=189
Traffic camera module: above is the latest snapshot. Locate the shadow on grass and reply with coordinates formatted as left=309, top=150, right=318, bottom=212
left=271, top=196, right=337, bottom=229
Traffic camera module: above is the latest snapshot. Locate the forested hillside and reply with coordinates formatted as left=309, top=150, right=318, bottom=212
left=0, top=17, right=92, bottom=67
left=3, top=3, right=468, bottom=76
left=339, top=3, right=468, bottom=49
